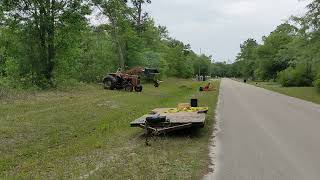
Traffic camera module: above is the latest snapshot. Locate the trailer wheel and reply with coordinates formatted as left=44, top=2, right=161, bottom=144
left=134, top=85, right=143, bottom=92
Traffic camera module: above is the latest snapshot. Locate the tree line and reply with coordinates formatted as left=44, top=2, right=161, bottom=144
left=0, top=0, right=212, bottom=89
left=211, top=0, right=320, bottom=91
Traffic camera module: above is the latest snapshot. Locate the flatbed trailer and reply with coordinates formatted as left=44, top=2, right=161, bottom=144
left=130, top=108, right=208, bottom=145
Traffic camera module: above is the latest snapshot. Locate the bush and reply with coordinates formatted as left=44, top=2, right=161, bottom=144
left=0, top=77, right=11, bottom=88
left=315, top=79, right=320, bottom=91
left=0, top=78, right=12, bottom=100
left=278, top=63, right=314, bottom=87
left=315, top=73, right=320, bottom=91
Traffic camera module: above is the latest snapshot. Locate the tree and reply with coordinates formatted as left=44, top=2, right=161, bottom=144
left=236, top=38, right=258, bottom=79
left=211, top=62, right=234, bottom=78
left=93, top=0, right=131, bottom=69
left=304, top=0, right=320, bottom=31
left=211, top=0, right=320, bottom=89
left=0, top=0, right=220, bottom=88
left=130, top=0, right=151, bottom=33
left=0, top=0, right=90, bottom=86
left=255, top=23, right=297, bottom=80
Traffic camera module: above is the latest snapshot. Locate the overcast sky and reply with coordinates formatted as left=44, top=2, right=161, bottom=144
left=146, top=0, right=310, bottom=62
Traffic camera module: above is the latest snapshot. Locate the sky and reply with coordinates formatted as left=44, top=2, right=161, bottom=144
left=146, top=0, right=310, bottom=62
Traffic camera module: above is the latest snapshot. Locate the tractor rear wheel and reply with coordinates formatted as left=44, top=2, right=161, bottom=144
left=134, top=85, right=143, bottom=92
left=103, top=76, right=116, bottom=90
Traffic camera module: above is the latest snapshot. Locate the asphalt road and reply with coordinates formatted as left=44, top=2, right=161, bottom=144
left=205, top=79, right=320, bottom=180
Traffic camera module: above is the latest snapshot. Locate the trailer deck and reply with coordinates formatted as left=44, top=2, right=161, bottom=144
left=130, top=108, right=207, bottom=127
left=131, top=107, right=208, bottom=145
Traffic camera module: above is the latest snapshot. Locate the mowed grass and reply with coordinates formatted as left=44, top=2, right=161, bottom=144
left=0, top=79, right=220, bottom=179
left=249, top=81, right=320, bottom=104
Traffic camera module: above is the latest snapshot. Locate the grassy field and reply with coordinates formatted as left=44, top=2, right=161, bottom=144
left=0, top=79, right=220, bottom=179
left=248, top=81, right=320, bottom=104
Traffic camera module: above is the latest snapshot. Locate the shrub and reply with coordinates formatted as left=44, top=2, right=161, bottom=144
left=278, top=63, right=314, bottom=87
left=0, top=77, right=11, bottom=88
left=315, top=79, right=320, bottom=91
left=0, top=78, right=12, bottom=100
left=315, top=73, right=320, bottom=92
left=278, top=67, right=295, bottom=87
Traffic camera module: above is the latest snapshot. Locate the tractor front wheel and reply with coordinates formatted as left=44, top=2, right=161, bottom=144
left=124, top=84, right=133, bottom=92
left=134, top=85, right=143, bottom=92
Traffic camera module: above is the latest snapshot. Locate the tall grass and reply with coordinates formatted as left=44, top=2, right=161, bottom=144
left=0, top=79, right=220, bottom=179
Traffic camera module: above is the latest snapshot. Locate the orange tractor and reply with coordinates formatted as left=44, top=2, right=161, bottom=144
left=103, top=67, right=160, bottom=92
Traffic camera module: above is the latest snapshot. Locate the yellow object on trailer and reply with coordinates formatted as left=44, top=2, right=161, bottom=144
left=165, top=107, right=209, bottom=113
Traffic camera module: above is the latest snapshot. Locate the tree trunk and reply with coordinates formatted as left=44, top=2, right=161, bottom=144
left=107, top=12, right=125, bottom=69
left=38, top=3, right=48, bottom=79
left=117, top=40, right=125, bottom=69
left=46, top=0, right=55, bottom=84
left=137, top=0, right=142, bottom=33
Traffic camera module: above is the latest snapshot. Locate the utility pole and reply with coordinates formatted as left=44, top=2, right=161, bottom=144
left=198, top=48, right=201, bottom=80
left=209, top=56, right=212, bottom=78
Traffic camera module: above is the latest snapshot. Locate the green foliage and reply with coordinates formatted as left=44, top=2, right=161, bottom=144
left=226, top=1, right=320, bottom=90
left=0, top=77, right=10, bottom=89
left=256, top=24, right=296, bottom=80
left=315, top=73, right=320, bottom=91
left=278, top=63, right=314, bottom=87
left=4, top=57, right=18, bottom=79
left=141, top=51, right=168, bottom=78
left=315, top=79, right=320, bottom=91
left=228, top=24, right=298, bottom=81
left=0, top=0, right=211, bottom=89
left=0, top=0, right=91, bottom=88
left=236, top=38, right=258, bottom=79
left=211, top=62, right=234, bottom=78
